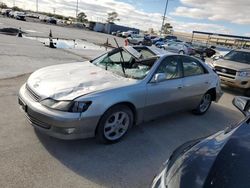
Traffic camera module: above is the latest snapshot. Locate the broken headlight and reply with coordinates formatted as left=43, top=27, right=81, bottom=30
left=41, top=99, right=91, bottom=112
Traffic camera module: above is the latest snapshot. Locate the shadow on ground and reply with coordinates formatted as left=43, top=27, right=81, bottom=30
left=221, top=85, right=245, bottom=96
left=36, top=104, right=243, bottom=188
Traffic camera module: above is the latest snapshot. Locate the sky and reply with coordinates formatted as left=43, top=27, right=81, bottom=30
left=2, top=0, right=250, bottom=36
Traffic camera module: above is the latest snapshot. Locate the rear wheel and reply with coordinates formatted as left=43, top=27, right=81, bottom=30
left=193, top=93, right=212, bottom=115
left=96, top=105, right=133, bottom=144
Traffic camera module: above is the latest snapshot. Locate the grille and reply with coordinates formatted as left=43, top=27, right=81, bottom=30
left=26, top=84, right=41, bottom=101
left=25, top=113, right=51, bottom=129
left=214, top=66, right=237, bottom=76
left=217, top=74, right=235, bottom=79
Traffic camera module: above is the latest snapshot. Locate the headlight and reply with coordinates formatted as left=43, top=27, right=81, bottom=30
left=41, top=99, right=91, bottom=112
left=238, top=71, right=250, bottom=77
left=70, top=101, right=92, bottom=112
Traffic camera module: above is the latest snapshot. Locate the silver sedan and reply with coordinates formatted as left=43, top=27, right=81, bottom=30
left=18, top=46, right=222, bottom=144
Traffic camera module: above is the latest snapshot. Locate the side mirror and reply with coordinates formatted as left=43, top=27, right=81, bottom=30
left=233, top=96, right=250, bottom=116
left=152, top=73, right=166, bottom=83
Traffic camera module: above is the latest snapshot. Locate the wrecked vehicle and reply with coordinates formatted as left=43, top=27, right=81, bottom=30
left=18, top=46, right=222, bottom=144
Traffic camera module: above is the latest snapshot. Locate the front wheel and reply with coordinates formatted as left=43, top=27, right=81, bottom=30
left=96, top=105, right=133, bottom=144
left=193, top=93, right=212, bottom=115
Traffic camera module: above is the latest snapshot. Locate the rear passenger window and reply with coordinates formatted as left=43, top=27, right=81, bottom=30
left=182, top=56, right=205, bottom=77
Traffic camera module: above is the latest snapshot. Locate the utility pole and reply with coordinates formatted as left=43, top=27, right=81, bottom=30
left=13, top=0, right=15, bottom=7
left=36, top=0, right=38, bottom=12
left=160, top=0, right=169, bottom=36
left=76, top=0, right=79, bottom=18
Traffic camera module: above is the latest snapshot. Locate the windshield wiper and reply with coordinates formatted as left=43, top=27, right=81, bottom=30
left=114, top=38, right=126, bottom=77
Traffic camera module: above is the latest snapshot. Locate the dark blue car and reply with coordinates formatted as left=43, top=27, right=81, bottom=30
left=152, top=96, right=250, bottom=188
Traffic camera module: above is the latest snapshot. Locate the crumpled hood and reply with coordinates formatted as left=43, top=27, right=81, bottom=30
left=215, top=59, right=250, bottom=71
left=27, top=62, right=137, bottom=100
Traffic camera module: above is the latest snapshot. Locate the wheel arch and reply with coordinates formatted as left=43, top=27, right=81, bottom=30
left=207, top=87, right=216, bottom=101
left=95, top=101, right=138, bottom=135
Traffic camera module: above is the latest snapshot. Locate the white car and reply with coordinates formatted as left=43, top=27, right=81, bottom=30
left=13, top=11, right=26, bottom=21
left=127, top=34, right=144, bottom=45
left=122, top=30, right=137, bottom=38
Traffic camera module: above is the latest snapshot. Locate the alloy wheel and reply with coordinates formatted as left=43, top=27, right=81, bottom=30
left=103, top=111, right=130, bottom=141
left=199, top=93, right=212, bottom=113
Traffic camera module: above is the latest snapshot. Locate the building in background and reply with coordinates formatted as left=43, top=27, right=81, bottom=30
left=88, top=22, right=139, bottom=35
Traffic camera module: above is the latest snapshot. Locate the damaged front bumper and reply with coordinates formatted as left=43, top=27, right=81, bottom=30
left=18, top=84, right=99, bottom=140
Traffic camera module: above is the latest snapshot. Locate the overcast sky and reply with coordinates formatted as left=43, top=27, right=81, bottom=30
left=2, top=0, right=250, bottom=35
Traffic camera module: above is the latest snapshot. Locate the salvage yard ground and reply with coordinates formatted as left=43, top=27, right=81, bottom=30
left=0, top=17, right=245, bottom=188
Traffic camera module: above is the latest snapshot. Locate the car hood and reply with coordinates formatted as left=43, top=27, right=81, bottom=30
left=161, top=121, right=249, bottom=188
left=214, top=59, right=250, bottom=71
left=27, top=62, right=137, bottom=101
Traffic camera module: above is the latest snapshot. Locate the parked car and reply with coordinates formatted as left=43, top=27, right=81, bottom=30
left=152, top=95, right=250, bottom=188
left=152, top=37, right=164, bottom=44
left=13, top=11, right=26, bottom=21
left=163, top=42, right=196, bottom=55
left=192, top=43, right=217, bottom=58
left=9, top=10, right=15, bottom=18
left=116, top=30, right=122, bottom=37
left=127, top=34, right=144, bottom=45
left=1, top=9, right=12, bottom=16
left=211, top=49, right=250, bottom=96
left=122, top=30, right=137, bottom=38
left=165, top=35, right=177, bottom=41
left=47, top=17, right=57, bottom=24
left=18, top=46, right=222, bottom=144
left=142, top=35, right=153, bottom=46
left=111, top=31, right=117, bottom=36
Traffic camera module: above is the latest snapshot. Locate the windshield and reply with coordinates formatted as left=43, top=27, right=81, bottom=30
left=91, top=48, right=157, bottom=80
left=223, top=50, right=250, bottom=64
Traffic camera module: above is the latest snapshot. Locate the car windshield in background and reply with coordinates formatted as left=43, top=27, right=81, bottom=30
left=92, top=47, right=158, bottom=80
left=223, top=50, right=250, bottom=64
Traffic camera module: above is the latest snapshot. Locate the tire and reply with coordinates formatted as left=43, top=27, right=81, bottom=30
left=244, top=89, right=250, bottom=97
left=96, top=105, right=134, bottom=144
left=179, top=50, right=185, bottom=55
left=193, top=92, right=212, bottom=115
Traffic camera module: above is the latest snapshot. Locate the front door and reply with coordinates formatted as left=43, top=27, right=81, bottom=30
left=144, top=55, right=184, bottom=121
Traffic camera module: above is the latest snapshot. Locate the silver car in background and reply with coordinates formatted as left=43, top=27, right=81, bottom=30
left=18, top=46, right=222, bottom=144
left=163, top=42, right=195, bottom=55
left=127, top=34, right=144, bottom=45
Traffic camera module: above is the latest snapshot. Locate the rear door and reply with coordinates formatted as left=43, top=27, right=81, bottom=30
left=144, top=55, right=184, bottom=121
left=180, top=56, right=211, bottom=109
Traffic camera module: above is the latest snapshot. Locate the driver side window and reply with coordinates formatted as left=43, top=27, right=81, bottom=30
left=155, top=56, right=182, bottom=80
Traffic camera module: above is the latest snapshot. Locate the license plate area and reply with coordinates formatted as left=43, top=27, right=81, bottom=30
left=18, top=98, right=27, bottom=112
